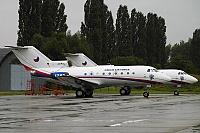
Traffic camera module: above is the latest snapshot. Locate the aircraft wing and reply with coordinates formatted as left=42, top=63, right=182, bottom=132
left=57, top=75, right=98, bottom=88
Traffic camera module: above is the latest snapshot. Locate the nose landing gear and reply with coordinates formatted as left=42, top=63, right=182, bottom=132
left=143, top=85, right=151, bottom=98
left=174, top=90, right=179, bottom=96
left=174, top=85, right=181, bottom=96
left=143, top=92, right=149, bottom=98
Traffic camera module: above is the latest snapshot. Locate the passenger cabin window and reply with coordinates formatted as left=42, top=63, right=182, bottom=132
left=103, top=72, right=105, bottom=75
left=84, top=73, right=87, bottom=76
left=108, top=72, right=111, bottom=75
left=127, top=72, right=130, bottom=75
left=121, top=72, right=123, bottom=75
left=132, top=72, right=135, bottom=75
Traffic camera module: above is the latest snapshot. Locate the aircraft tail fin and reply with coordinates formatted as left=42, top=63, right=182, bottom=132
left=5, top=46, right=51, bottom=70
left=65, top=53, right=97, bottom=67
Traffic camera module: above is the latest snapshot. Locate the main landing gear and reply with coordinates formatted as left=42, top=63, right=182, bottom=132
left=76, top=87, right=94, bottom=98
left=120, top=86, right=131, bottom=95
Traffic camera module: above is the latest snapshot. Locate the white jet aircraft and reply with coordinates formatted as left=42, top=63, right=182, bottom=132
left=6, top=46, right=171, bottom=98
left=158, top=69, right=198, bottom=95
left=65, top=53, right=198, bottom=96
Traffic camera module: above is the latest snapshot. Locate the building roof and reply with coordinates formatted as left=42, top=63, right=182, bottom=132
left=0, top=48, right=12, bottom=66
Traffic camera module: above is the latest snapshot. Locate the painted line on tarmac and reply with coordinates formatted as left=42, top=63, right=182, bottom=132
left=109, top=119, right=149, bottom=127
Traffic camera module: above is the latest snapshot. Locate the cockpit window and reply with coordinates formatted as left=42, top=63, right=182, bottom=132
left=147, top=69, right=158, bottom=72
left=178, top=72, right=188, bottom=75
left=154, top=69, right=158, bottom=72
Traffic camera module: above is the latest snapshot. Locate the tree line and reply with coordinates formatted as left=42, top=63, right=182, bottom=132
left=81, top=1, right=166, bottom=68
left=168, top=29, right=200, bottom=74
left=17, top=0, right=200, bottom=74
left=17, top=0, right=68, bottom=46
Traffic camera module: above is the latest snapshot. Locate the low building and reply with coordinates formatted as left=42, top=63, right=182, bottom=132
left=0, top=48, right=45, bottom=91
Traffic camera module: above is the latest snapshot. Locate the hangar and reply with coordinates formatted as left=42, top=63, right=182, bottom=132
left=0, top=48, right=45, bottom=91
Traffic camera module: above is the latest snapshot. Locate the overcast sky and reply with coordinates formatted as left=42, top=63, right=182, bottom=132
left=0, top=0, right=200, bottom=48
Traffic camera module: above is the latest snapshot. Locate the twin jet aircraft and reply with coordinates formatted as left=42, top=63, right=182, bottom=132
left=6, top=46, right=198, bottom=98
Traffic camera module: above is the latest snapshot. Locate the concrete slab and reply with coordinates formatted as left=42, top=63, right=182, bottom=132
left=0, top=94, right=200, bottom=133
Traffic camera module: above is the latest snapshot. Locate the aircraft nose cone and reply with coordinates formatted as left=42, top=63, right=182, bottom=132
left=188, top=75, right=198, bottom=84
left=192, top=77, right=198, bottom=83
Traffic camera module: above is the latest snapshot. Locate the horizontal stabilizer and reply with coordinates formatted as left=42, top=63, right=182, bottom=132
left=5, top=46, right=28, bottom=49
left=65, top=53, right=97, bottom=67
left=5, top=45, right=52, bottom=70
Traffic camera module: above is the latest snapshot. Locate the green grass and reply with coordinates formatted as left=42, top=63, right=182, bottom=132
left=0, top=91, right=26, bottom=96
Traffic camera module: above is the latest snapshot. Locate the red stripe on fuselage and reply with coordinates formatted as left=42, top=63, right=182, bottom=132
left=170, top=80, right=190, bottom=85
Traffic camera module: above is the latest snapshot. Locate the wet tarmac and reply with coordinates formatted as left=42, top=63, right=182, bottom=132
left=0, top=94, right=200, bottom=133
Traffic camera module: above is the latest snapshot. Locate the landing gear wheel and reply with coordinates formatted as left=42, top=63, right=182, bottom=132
left=120, top=88, right=127, bottom=95
left=85, top=89, right=94, bottom=98
left=143, top=92, right=149, bottom=98
left=76, top=89, right=85, bottom=98
left=126, top=89, right=131, bottom=95
left=120, top=86, right=131, bottom=95
left=124, top=86, right=131, bottom=95
left=174, top=91, right=179, bottom=96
